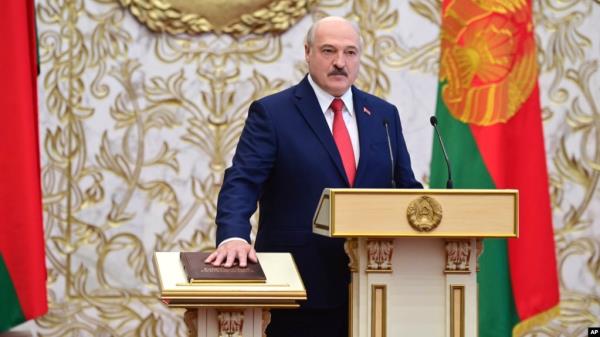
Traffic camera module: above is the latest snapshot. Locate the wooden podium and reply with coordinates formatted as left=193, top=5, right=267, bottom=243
left=153, top=252, right=306, bottom=337
left=313, top=188, right=518, bottom=337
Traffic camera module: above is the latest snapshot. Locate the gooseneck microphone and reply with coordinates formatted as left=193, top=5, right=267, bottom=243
left=383, top=119, right=396, bottom=188
left=430, top=116, right=453, bottom=189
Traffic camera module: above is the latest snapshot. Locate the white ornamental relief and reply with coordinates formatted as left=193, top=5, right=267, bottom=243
left=217, top=310, right=244, bottom=337
left=445, top=240, right=471, bottom=273
left=366, top=239, right=394, bottom=272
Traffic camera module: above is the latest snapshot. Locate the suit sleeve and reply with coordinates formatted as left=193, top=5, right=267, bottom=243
left=392, top=107, right=423, bottom=188
left=215, top=101, right=277, bottom=245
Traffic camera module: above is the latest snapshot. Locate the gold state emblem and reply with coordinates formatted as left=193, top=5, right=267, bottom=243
left=406, top=196, right=443, bottom=232
left=121, top=0, right=316, bottom=35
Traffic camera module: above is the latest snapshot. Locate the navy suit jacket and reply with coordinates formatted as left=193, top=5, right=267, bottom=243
left=216, top=76, right=422, bottom=308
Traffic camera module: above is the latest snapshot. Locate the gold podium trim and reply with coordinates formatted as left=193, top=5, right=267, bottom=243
left=313, top=189, right=518, bottom=238
left=450, top=285, right=465, bottom=337
left=371, top=284, right=387, bottom=337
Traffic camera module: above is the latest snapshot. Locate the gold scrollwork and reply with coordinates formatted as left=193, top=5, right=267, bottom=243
left=183, top=309, right=198, bottom=337
left=344, top=238, right=359, bottom=272
left=262, top=309, right=271, bottom=337
left=120, top=0, right=317, bottom=35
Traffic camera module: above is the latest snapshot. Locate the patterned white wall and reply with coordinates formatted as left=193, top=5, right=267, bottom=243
left=23, top=0, right=600, bottom=335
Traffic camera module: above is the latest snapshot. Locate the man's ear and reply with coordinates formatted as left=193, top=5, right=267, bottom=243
left=304, top=44, right=310, bottom=63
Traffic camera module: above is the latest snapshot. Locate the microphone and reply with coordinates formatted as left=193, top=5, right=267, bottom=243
left=383, top=119, right=396, bottom=188
left=430, top=116, right=453, bottom=189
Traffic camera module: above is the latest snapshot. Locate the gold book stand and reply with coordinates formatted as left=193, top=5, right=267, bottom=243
left=153, top=252, right=306, bottom=337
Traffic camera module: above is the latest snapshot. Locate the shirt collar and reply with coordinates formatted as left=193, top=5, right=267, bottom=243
left=307, top=74, right=354, bottom=116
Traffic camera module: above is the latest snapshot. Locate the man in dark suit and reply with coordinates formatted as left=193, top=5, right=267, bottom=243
left=206, top=16, right=422, bottom=337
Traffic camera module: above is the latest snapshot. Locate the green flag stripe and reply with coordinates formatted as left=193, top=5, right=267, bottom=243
left=0, top=253, right=26, bottom=332
left=478, top=239, right=520, bottom=337
left=430, top=82, right=493, bottom=188
left=430, top=82, right=519, bottom=337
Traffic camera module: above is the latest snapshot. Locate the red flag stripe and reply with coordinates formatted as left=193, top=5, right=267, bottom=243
left=470, top=85, right=559, bottom=320
left=0, top=1, right=47, bottom=321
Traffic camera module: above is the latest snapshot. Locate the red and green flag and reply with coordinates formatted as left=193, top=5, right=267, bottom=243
left=0, top=0, right=47, bottom=331
left=430, top=1, right=560, bottom=336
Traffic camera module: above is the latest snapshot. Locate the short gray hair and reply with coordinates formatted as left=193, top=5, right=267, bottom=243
left=305, top=17, right=363, bottom=49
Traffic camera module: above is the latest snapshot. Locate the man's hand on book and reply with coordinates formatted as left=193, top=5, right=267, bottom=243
left=205, top=240, right=258, bottom=268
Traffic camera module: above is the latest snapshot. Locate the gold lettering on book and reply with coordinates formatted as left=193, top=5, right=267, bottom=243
left=200, top=267, right=256, bottom=273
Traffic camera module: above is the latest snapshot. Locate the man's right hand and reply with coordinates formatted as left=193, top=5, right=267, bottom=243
left=204, top=240, right=258, bottom=268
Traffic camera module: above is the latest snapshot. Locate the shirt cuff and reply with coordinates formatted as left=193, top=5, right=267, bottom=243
left=219, top=237, right=249, bottom=246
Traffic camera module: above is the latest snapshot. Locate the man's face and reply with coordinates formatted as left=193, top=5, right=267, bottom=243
left=305, top=20, right=361, bottom=97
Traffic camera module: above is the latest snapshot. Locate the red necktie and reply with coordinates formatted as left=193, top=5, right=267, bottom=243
left=330, top=98, right=356, bottom=186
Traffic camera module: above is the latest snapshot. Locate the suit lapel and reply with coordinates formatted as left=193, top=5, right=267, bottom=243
left=353, top=88, right=375, bottom=187
left=293, top=77, right=349, bottom=184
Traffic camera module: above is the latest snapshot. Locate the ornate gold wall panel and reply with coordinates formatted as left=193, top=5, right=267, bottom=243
left=32, top=0, right=599, bottom=336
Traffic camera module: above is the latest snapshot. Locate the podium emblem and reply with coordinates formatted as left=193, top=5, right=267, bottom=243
left=406, top=196, right=443, bottom=232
